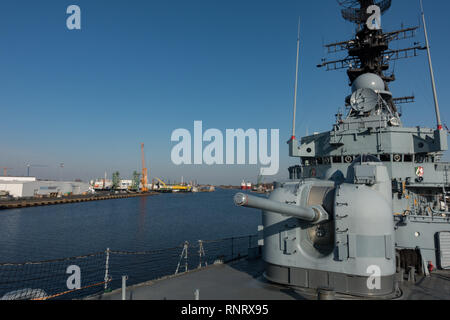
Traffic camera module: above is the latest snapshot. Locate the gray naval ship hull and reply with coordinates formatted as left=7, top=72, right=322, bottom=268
left=89, top=256, right=450, bottom=300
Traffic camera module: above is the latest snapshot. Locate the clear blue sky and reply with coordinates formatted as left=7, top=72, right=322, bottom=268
left=0, top=0, right=448, bottom=184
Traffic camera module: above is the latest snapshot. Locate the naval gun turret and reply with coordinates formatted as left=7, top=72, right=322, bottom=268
left=236, top=156, right=396, bottom=297
left=234, top=191, right=329, bottom=224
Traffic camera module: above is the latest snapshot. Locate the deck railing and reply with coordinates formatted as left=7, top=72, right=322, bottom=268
left=0, top=235, right=258, bottom=300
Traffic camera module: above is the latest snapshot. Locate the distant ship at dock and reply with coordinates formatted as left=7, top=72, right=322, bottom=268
left=240, top=180, right=252, bottom=190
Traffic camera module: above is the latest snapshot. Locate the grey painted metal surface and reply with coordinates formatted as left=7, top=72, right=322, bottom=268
left=438, top=232, right=450, bottom=269
left=234, top=193, right=322, bottom=223
left=238, top=0, right=450, bottom=299
left=88, top=257, right=450, bottom=300
left=257, top=163, right=396, bottom=296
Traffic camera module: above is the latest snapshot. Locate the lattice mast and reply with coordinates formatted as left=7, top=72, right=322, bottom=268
left=318, top=0, right=425, bottom=112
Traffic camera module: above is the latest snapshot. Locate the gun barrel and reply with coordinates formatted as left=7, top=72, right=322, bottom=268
left=234, top=193, right=319, bottom=222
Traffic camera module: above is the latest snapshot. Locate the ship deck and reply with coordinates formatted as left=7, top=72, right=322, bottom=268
left=87, top=257, right=450, bottom=300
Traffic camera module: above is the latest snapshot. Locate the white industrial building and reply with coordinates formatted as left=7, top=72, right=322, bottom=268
left=119, top=180, right=133, bottom=190
left=0, top=177, right=92, bottom=198
left=90, top=179, right=133, bottom=191
left=91, top=179, right=113, bottom=190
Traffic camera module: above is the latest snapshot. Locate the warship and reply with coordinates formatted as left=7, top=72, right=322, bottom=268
left=235, top=0, right=450, bottom=298
left=92, top=0, right=450, bottom=301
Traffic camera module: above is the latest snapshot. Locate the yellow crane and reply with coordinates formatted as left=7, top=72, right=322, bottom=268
left=154, top=177, right=171, bottom=192
left=155, top=177, right=168, bottom=188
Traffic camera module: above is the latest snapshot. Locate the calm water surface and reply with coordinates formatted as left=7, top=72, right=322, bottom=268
left=0, top=189, right=261, bottom=263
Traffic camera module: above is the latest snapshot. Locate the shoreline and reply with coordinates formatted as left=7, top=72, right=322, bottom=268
left=0, top=192, right=159, bottom=211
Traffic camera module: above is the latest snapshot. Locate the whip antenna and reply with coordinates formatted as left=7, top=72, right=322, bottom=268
left=292, top=17, right=301, bottom=140
left=420, top=0, right=442, bottom=130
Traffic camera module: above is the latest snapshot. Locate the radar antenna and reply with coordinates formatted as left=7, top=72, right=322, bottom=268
left=337, top=0, right=392, bottom=24
left=318, top=0, right=426, bottom=117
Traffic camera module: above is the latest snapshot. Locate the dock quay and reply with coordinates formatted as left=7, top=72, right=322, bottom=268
left=0, top=192, right=158, bottom=210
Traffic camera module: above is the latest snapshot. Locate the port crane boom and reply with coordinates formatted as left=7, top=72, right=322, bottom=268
left=0, top=167, right=13, bottom=176
left=141, top=143, right=149, bottom=192
left=155, top=177, right=167, bottom=188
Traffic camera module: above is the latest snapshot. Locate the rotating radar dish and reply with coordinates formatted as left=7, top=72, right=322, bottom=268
left=350, top=88, right=379, bottom=113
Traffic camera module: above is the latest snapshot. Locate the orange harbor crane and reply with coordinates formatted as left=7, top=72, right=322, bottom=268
left=141, top=143, right=149, bottom=192
left=0, top=167, right=13, bottom=176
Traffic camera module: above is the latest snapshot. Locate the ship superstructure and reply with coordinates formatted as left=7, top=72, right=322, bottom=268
left=287, top=0, right=450, bottom=270
left=236, top=0, right=450, bottom=298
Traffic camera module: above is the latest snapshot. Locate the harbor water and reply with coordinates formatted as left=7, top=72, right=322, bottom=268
left=0, top=189, right=261, bottom=263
